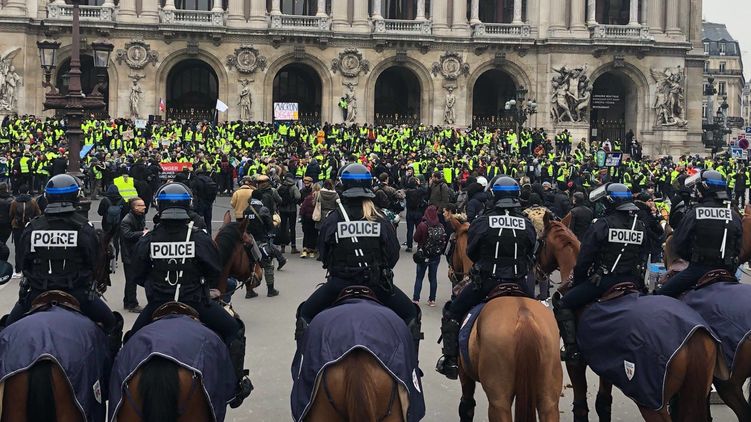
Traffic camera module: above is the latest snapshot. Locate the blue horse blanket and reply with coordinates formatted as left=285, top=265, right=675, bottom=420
left=291, top=299, right=425, bottom=422
left=108, top=315, right=235, bottom=422
left=683, top=281, right=751, bottom=377
left=0, top=306, right=111, bottom=422
left=578, top=293, right=717, bottom=411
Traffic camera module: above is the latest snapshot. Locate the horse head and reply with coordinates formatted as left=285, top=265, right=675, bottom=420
left=537, top=219, right=580, bottom=287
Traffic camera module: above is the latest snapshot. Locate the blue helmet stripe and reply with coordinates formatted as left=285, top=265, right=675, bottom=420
left=158, top=193, right=192, bottom=200
left=705, top=179, right=726, bottom=186
left=493, top=185, right=520, bottom=192
left=609, top=191, right=632, bottom=198
left=341, top=173, right=372, bottom=180
left=46, top=185, right=79, bottom=194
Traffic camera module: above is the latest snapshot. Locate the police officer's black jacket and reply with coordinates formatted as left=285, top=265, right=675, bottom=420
left=16, top=212, right=98, bottom=291
left=466, top=208, right=536, bottom=280
left=131, top=220, right=221, bottom=303
left=672, top=197, right=742, bottom=269
left=318, top=201, right=400, bottom=279
left=245, top=202, right=273, bottom=242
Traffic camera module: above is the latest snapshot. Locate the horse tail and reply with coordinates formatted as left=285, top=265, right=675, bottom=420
left=27, top=360, right=56, bottom=422
left=344, top=349, right=378, bottom=422
left=514, top=307, right=542, bottom=422
left=139, top=357, right=180, bottom=422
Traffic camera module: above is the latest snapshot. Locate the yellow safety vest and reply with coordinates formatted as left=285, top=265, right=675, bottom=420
left=113, top=176, right=138, bottom=201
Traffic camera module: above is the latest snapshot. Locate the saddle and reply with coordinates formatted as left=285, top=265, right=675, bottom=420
left=598, top=282, right=639, bottom=302
left=334, top=285, right=382, bottom=305
left=152, top=301, right=200, bottom=322
left=484, top=283, right=527, bottom=302
left=695, top=269, right=737, bottom=289
left=29, top=290, right=81, bottom=315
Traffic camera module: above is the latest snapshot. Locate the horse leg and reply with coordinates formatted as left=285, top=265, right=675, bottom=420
left=638, top=408, right=672, bottom=422
left=458, top=369, right=477, bottom=422
left=716, top=339, right=751, bottom=421
left=595, top=379, right=613, bottom=422
left=0, top=373, right=27, bottom=422
left=566, top=362, right=589, bottom=422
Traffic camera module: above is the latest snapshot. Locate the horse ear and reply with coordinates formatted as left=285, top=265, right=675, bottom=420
left=223, top=210, right=232, bottom=225
left=543, top=210, right=551, bottom=229
left=239, top=216, right=249, bottom=233
left=561, top=212, right=572, bottom=227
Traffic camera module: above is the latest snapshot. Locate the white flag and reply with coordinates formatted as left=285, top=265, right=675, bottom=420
left=215, top=99, right=229, bottom=113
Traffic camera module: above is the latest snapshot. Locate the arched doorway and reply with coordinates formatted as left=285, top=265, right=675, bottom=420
left=166, top=59, right=218, bottom=121
left=272, top=63, right=322, bottom=125
left=589, top=71, right=638, bottom=147
left=374, top=66, right=421, bottom=126
left=56, top=55, right=109, bottom=115
left=471, top=69, right=516, bottom=129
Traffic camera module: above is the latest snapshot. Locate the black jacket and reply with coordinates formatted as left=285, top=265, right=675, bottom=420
left=120, top=211, right=146, bottom=265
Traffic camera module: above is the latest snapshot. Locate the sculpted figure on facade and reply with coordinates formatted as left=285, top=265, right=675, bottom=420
left=116, top=40, right=159, bottom=70
left=128, top=74, right=144, bottom=119
left=0, top=48, right=22, bottom=112
left=550, top=65, right=591, bottom=123
left=651, top=67, right=687, bottom=127
left=444, top=86, right=456, bottom=125
left=238, top=79, right=253, bottom=121
left=345, top=93, right=357, bottom=123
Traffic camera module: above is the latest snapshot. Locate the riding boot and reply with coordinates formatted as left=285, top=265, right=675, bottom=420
left=406, top=313, right=424, bottom=366
left=295, top=316, right=309, bottom=343
left=228, top=321, right=254, bottom=409
left=595, top=392, right=612, bottom=422
left=107, top=312, right=124, bottom=359
left=435, top=318, right=461, bottom=380
left=553, top=305, right=582, bottom=364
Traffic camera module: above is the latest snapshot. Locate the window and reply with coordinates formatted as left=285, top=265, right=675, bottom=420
left=719, top=62, right=726, bottom=73
left=281, top=0, right=331, bottom=15
left=704, top=61, right=709, bottom=72
left=702, top=103, right=708, bottom=119
left=704, top=42, right=710, bottom=53
left=719, top=82, right=727, bottom=96
left=171, top=0, right=227, bottom=10
left=719, top=43, right=726, bottom=55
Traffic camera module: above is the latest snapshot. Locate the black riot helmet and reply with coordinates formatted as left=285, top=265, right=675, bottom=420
left=589, top=183, right=637, bottom=212
left=492, top=176, right=521, bottom=208
left=44, top=174, right=82, bottom=214
left=687, top=169, right=728, bottom=200
left=339, top=163, right=375, bottom=199
left=154, top=182, right=193, bottom=220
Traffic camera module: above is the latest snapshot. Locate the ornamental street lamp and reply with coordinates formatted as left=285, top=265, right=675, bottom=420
left=504, top=86, right=538, bottom=138
left=35, top=0, right=112, bottom=180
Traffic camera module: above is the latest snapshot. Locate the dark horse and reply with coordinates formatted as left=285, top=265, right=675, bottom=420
left=113, top=214, right=255, bottom=422
left=541, top=216, right=717, bottom=422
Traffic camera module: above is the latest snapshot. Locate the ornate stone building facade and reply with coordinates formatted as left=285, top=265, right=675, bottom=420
left=702, top=22, right=746, bottom=140
left=0, top=0, right=705, bottom=155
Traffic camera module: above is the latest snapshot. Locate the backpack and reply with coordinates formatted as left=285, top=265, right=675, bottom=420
left=105, top=203, right=123, bottom=227
left=201, top=176, right=218, bottom=202
left=422, top=224, right=447, bottom=258
left=13, top=200, right=29, bottom=227
left=278, top=184, right=293, bottom=205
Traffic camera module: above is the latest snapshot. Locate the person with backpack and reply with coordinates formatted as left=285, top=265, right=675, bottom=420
left=412, top=205, right=446, bottom=306
left=9, top=184, right=40, bottom=253
left=0, top=182, right=14, bottom=244
left=98, top=184, right=126, bottom=258
left=276, top=173, right=301, bottom=254
left=191, top=165, right=219, bottom=235
left=404, top=177, right=427, bottom=252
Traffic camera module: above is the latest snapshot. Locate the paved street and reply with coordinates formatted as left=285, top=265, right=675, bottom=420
left=0, top=196, right=736, bottom=421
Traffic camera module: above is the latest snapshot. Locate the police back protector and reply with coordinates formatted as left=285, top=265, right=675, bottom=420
left=691, top=204, right=740, bottom=269
left=148, top=224, right=204, bottom=302
left=26, top=214, right=87, bottom=291
left=596, top=212, right=646, bottom=278
left=477, top=212, right=533, bottom=279
left=328, top=214, right=384, bottom=279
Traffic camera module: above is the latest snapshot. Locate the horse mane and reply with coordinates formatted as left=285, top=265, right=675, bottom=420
left=544, top=221, right=580, bottom=252
left=449, top=215, right=470, bottom=235
left=214, top=222, right=243, bottom=265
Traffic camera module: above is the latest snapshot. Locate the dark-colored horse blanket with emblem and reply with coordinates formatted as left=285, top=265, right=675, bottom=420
left=683, top=281, right=751, bottom=376
left=108, top=315, right=235, bottom=422
left=291, top=299, right=425, bottom=422
left=459, top=303, right=485, bottom=370
left=578, top=293, right=717, bottom=410
left=0, top=306, right=111, bottom=422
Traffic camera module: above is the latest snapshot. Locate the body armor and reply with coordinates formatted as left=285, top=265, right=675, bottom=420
left=26, top=214, right=87, bottom=291
left=147, top=223, right=204, bottom=302
left=691, top=204, right=740, bottom=269
left=327, top=212, right=384, bottom=280
left=594, top=212, right=646, bottom=278
left=477, top=211, right=533, bottom=279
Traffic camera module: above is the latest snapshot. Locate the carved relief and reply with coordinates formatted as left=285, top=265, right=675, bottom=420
left=550, top=65, right=591, bottom=123
left=226, top=45, right=268, bottom=74
left=115, top=40, right=159, bottom=70
left=650, top=66, right=687, bottom=128
left=331, top=49, right=370, bottom=78
left=0, top=48, right=22, bottom=112
left=431, top=51, right=469, bottom=81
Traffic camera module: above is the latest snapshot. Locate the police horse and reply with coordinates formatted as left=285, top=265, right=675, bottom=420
left=111, top=215, right=256, bottom=422
left=447, top=213, right=472, bottom=295
left=542, top=216, right=718, bottom=422
left=446, top=214, right=563, bottom=421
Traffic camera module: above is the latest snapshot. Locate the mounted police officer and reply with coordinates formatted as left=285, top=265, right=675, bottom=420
left=128, top=182, right=252, bottom=408
left=5, top=174, right=122, bottom=352
left=244, top=197, right=279, bottom=298
left=553, top=183, right=648, bottom=364
left=295, top=163, right=421, bottom=353
left=436, top=176, right=537, bottom=379
left=657, top=170, right=742, bottom=297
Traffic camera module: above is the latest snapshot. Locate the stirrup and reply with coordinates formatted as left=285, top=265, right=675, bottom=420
left=229, top=373, right=253, bottom=409
left=436, top=355, right=459, bottom=380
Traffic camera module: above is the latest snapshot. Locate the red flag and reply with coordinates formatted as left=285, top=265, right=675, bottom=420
left=159, top=98, right=166, bottom=112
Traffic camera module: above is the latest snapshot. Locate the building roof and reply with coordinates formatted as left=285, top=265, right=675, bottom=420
left=703, top=22, right=736, bottom=42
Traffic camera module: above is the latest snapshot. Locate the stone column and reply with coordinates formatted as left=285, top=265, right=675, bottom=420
left=228, top=0, right=246, bottom=24
left=586, top=0, right=597, bottom=25
left=512, top=0, right=523, bottom=24
left=270, top=0, right=281, bottom=16
left=3, top=0, right=27, bottom=16
left=248, top=0, right=268, bottom=28
left=371, top=0, right=382, bottom=19
left=647, top=0, right=664, bottom=32
left=628, top=0, right=639, bottom=26
left=548, top=0, right=567, bottom=32
left=212, top=0, right=223, bottom=12
left=140, top=0, right=159, bottom=21
left=163, top=0, right=176, bottom=10
left=118, top=0, right=137, bottom=21
left=416, top=0, right=425, bottom=21
left=468, top=0, right=480, bottom=24
left=432, top=0, right=449, bottom=32
left=351, top=0, right=370, bottom=31
left=331, top=0, right=348, bottom=30
left=316, top=0, right=327, bottom=16
left=452, top=0, right=468, bottom=31
left=665, top=0, right=680, bottom=34
left=570, top=0, right=586, bottom=30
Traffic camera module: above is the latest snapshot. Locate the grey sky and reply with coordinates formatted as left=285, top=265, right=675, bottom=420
left=704, top=0, right=750, bottom=81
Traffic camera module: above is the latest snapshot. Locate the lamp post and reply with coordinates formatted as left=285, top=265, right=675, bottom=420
left=35, top=0, right=112, bottom=179
left=504, top=86, right=538, bottom=139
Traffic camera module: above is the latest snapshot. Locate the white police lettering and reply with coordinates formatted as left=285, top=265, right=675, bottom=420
left=150, top=242, right=196, bottom=259
left=337, top=221, right=381, bottom=238
left=608, top=229, right=643, bottom=245
left=488, top=215, right=526, bottom=230
left=30, top=230, right=78, bottom=252
left=695, top=207, right=731, bottom=221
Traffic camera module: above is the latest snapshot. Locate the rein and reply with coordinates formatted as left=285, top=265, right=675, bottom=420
left=321, top=368, right=399, bottom=422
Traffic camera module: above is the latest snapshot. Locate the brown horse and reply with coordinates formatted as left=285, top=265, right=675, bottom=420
left=1, top=359, right=83, bottom=422
left=115, top=217, right=255, bottom=422
left=540, top=219, right=718, bottom=422
left=216, top=210, right=262, bottom=295
left=305, top=349, right=405, bottom=422
left=447, top=213, right=472, bottom=294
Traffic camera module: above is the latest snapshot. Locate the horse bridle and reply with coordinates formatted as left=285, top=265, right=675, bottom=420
left=321, top=368, right=399, bottom=422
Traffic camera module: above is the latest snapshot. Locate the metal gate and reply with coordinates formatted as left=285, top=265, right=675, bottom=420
left=592, top=118, right=626, bottom=142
